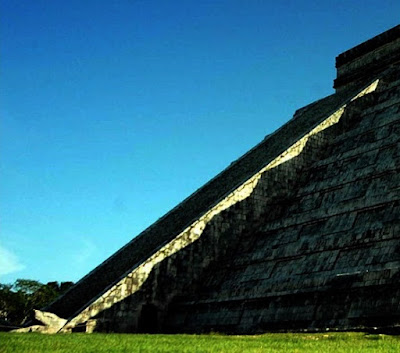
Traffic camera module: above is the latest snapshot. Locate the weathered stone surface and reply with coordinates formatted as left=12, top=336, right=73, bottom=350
left=334, top=24, right=400, bottom=92
left=163, top=71, right=400, bottom=334
left=12, top=325, right=46, bottom=333
left=29, top=25, right=400, bottom=334
left=45, top=79, right=370, bottom=325
left=12, top=310, right=67, bottom=334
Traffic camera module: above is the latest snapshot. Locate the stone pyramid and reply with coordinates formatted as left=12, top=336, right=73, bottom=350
left=31, top=25, right=400, bottom=333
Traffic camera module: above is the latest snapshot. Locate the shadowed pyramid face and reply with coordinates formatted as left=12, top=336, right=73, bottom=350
left=28, top=25, right=400, bottom=334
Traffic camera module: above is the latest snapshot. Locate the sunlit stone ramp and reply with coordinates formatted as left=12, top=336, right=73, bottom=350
left=29, top=25, right=400, bottom=334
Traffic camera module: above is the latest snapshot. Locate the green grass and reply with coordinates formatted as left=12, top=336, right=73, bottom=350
left=1, top=332, right=400, bottom=353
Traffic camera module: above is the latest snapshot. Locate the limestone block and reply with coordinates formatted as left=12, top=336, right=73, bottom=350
left=13, top=310, right=67, bottom=334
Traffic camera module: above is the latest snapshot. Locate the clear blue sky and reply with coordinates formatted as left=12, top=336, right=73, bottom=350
left=1, top=0, right=399, bottom=284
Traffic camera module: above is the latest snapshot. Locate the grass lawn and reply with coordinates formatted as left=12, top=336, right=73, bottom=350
left=1, top=332, right=400, bottom=353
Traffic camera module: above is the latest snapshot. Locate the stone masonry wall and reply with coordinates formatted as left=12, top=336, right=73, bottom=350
left=46, top=73, right=376, bottom=327
left=28, top=26, right=400, bottom=335
left=58, top=79, right=379, bottom=332
left=165, top=67, right=400, bottom=333
left=45, top=80, right=364, bottom=322
left=334, top=25, right=400, bottom=92
left=90, top=135, right=328, bottom=332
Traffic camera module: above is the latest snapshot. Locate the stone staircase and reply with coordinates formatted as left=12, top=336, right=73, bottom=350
left=35, top=26, right=400, bottom=334
left=164, top=69, right=400, bottom=333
